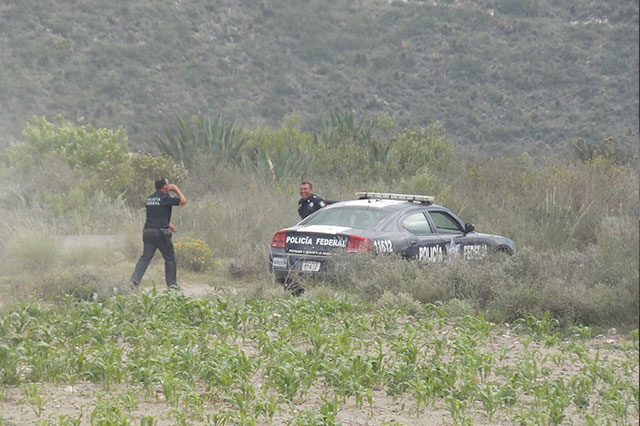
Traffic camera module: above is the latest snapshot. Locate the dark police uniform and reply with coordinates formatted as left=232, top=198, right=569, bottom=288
left=130, top=191, right=181, bottom=288
left=298, top=194, right=327, bottom=219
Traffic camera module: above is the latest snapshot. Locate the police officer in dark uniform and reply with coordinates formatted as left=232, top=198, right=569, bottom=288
left=297, top=181, right=327, bottom=219
left=130, top=177, right=187, bottom=289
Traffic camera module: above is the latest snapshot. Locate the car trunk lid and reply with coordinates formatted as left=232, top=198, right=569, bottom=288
left=285, top=225, right=352, bottom=256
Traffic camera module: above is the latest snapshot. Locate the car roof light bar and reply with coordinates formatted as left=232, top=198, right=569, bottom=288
left=356, top=192, right=434, bottom=203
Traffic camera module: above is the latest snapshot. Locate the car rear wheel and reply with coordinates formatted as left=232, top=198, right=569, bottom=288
left=276, top=275, right=305, bottom=296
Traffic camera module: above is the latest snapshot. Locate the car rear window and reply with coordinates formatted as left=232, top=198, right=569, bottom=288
left=303, top=207, right=391, bottom=230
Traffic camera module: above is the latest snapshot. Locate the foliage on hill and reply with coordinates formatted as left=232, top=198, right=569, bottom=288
left=0, top=0, right=637, bottom=155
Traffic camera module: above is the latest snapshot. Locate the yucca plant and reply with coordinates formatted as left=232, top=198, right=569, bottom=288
left=242, top=145, right=314, bottom=183
left=316, top=109, right=374, bottom=147
left=155, top=114, right=247, bottom=168
left=368, top=138, right=391, bottom=168
left=315, top=109, right=395, bottom=170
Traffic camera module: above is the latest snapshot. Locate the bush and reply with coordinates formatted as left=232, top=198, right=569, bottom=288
left=571, top=137, right=633, bottom=166
left=393, top=166, right=451, bottom=201
left=311, top=139, right=374, bottom=182
left=387, top=124, right=453, bottom=177
left=375, top=291, right=422, bottom=315
left=1, top=116, right=130, bottom=212
left=318, top=245, right=638, bottom=328
left=174, top=237, right=216, bottom=272
left=97, top=152, right=187, bottom=206
left=2, top=117, right=187, bottom=213
left=311, top=110, right=393, bottom=183
left=243, top=116, right=315, bottom=182
left=453, top=155, right=637, bottom=250
left=19, top=115, right=129, bottom=170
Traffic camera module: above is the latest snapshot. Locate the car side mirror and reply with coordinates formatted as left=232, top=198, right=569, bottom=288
left=464, top=223, right=475, bottom=234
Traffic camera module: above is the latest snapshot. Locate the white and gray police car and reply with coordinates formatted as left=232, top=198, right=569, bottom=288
left=269, top=192, right=515, bottom=283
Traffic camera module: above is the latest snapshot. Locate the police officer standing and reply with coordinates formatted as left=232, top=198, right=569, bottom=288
left=130, top=178, right=187, bottom=290
left=297, top=181, right=327, bottom=219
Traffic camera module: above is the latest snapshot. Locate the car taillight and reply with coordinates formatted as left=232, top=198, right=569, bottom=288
left=271, top=230, right=287, bottom=248
left=346, top=235, right=370, bottom=253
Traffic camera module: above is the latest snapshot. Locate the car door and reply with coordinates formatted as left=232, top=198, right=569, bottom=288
left=399, top=210, right=450, bottom=261
left=426, top=209, right=488, bottom=260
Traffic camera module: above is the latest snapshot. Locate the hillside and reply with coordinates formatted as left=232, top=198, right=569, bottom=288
left=0, top=0, right=637, bottom=155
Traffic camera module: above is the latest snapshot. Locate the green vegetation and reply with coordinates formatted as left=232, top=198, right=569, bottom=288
left=155, top=115, right=248, bottom=169
left=0, top=292, right=637, bottom=424
left=1, top=115, right=637, bottom=327
left=0, top=0, right=637, bottom=156
left=174, top=237, right=217, bottom=272
left=1, top=116, right=186, bottom=209
left=0, top=70, right=637, bottom=421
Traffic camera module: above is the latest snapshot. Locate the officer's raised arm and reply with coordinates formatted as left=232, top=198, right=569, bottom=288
left=167, top=183, right=187, bottom=206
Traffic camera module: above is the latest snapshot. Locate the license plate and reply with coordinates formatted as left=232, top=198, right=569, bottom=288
left=272, top=257, right=288, bottom=269
left=301, top=261, right=321, bottom=272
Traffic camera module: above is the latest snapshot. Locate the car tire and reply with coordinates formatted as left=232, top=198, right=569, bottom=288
left=495, top=246, right=513, bottom=256
left=278, top=276, right=304, bottom=297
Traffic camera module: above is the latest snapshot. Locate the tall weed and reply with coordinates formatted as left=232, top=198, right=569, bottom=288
left=317, top=246, right=638, bottom=327
left=5, top=229, right=60, bottom=274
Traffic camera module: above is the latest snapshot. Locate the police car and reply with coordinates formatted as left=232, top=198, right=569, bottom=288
left=269, top=192, right=515, bottom=282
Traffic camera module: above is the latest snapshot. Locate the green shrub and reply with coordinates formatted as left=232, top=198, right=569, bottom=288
left=440, top=298, right=476, bottom=318
left=3, top=117, right=186, bottom=212
left=387, top=124, right=453, bottom=177
left=174, top=237, right=216, bottom=272
left=316, top=109, right=375, bottom=149
left=393, top=166, right=451, bottom=200
left=455, top=155, right=637, bottom=250
left=243, top=117, right=315, bottom=182
left=375, top=291, right=422, bottom=315
left=246, top=115, right=313, bottom=153
left=311, top=139, right=374, bottom=182
left=571, top=137, right=633, bottom=165
left=20, top=115, right=129, bottom=170
left=319, top=244, right=638, bottom=328
left=1, top=117, right=130, bottom=212
left=311, top=110, right=391, bottom=182
left=96, top=152, right=187, bottom=206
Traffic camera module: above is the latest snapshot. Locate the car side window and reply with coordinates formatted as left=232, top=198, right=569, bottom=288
left=402, top=212, right=433, bottom=236
left=428, top=211, right=463, bottom=234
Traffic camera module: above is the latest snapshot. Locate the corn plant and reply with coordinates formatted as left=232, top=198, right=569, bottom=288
left=90, top=394, right=134, bottom=426
left=445, top=393, right=472, bottom=426
left=514, top=311, right=560, bottom=341
left=56, top=413, right=83, bottom=426
left=21, top=383, right=48, bottom=418
left=0, top=292, right=637, bottom=424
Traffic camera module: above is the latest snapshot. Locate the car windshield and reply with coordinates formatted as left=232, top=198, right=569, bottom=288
left=302, top=206, right=391, bottom=230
